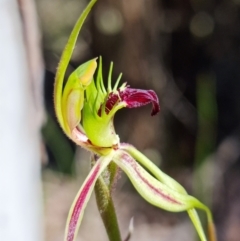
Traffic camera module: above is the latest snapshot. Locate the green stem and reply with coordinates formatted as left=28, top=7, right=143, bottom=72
left=91, top=156, right=122, bottom=241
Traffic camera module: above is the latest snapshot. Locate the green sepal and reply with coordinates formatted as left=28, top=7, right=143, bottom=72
left=113, top=150, right=206, bottom=212
left=61, top=58, right=97, bottom=135
left=54, top=0, right=97, bottom=134
left=121, top=144, right=213, bottom=241
left=82, top=58, right=122, bottom=148
left=82, top=100, right=119, bottom=148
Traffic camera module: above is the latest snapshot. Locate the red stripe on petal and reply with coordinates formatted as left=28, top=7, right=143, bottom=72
left=67, top=163, right=100, bottom=241
left=122, top=153, right=182, bottom=205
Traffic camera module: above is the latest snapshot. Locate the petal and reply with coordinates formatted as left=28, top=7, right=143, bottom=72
left=105, top=87, right=160, bottom=116
left=120, top=143, right=186, bottom=193
left=113, top=150, right=201, bottom=212
left=120, top=144, right=209, bottom=241
left=113, top=149, right=213, bottom=241
left=119, top=88, right=160, bottom=116
left=64, top=153, right=113, bottom=241
left=188, top=209, right=208, bottom=241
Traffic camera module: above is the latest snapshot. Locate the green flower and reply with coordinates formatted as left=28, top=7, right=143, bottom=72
left=53, top=1, right=217, bottom=241
left=55, top=54, right=159, bottom=154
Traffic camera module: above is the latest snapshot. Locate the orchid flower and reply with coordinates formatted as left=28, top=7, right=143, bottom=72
left=53, top=1, right=217, bottom=241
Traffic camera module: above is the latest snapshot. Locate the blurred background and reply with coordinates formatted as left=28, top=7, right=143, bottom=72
left=35, top=0, right=240, bottom=240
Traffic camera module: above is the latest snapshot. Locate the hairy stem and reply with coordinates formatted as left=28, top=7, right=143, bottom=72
left=91, top=156, right=122, bottom=241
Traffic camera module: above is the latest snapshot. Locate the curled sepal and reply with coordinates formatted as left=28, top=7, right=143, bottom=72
left=53, top=0, right=97, bottom=134
left=120, top=144, right=216, bottom=241
left=120, top=143, right=186, bottom=192
left=208, top=222, right=217, bottom=241
left=188, top=209, right=207, bottom=241
left=64, top=151, right=114, bottom=241
left=113, top=150, right=209, bottom=212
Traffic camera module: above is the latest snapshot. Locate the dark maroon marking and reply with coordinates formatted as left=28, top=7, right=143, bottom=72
left=67, top=163, right=100, bottom=241
left=98, top=87, right=160, bottom=116
left=119, top=88, right=160, bottom=116
left=105, top=92, right=120, bottom=113
left=122, top=153, right=182, bottom=205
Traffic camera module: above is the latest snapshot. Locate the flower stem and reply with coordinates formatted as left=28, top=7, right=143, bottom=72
left=91, top=156, right=122, bottom=241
